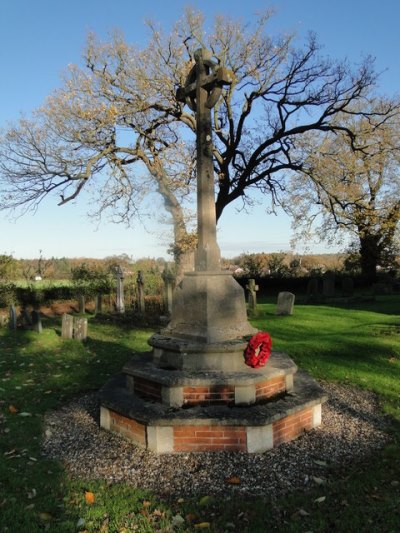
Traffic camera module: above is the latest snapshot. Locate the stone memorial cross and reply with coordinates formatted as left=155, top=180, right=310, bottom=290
left=115, top=265, right=125, bottom=314
left=246, top=278, right=259, bottom=311
left=177, top=49, right=232, bottom=271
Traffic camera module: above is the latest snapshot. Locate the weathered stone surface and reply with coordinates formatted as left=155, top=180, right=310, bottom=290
left=276, top=292, right=295, bottom=315
left=61, top=313, right=74, bottom=339
left=74, top=317, right=88, bottom=341
left=9, top=305, right=17, bottom=330
left=31, top=310, right=42, bottom=333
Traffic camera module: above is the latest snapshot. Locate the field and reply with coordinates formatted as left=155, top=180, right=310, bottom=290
left=0, top=296, right=399, bottom=531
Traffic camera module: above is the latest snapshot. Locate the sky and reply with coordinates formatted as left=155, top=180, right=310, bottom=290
left=0, top=0, right=399, bottom=260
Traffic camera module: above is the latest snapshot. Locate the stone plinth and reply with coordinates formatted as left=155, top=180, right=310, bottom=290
left=123, top=351, right=297, bottom=407
left=99, top=368, right=327, bottom=453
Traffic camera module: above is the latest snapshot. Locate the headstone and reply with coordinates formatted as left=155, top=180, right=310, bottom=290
left=61, top=313, right=74, bottom=339
left=322, top=272, right=335, bottom=297
left=31, top=310, right=42, bottom=333
left=78, top=294, right=85, bottom=314
left=246, top=279, right=259, bottom=312
left=307, top=278, right=319, bottom=301
left=95, top=293, right=103, bottom=315
left=137, top=270, right=145, bottom=314
left=276, top=292, right=295, bottom=315
left=342, top=277, right=354, bottom=297
left=74, top=317, right=88, bottom=341
left=162, top=268, right=174, bottom=315
left=9, top=305, right=17, bottom=330
left=115, top=265, right=125, bottom=314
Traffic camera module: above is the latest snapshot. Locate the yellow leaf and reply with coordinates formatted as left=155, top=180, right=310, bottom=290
left=38, top=512, right=53, bottom=521
left=142, top=500, right=151, bottom=508
left=194, top=522, right=211, bottom=529
left=85, top=491, right=95, bottom=505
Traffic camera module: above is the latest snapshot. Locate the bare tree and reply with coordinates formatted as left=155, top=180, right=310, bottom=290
left=285, top=98, right=400, bottom=280
left=0, top=9, right=394, bottom=271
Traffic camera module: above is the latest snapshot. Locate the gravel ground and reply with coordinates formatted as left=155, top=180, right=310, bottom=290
left=42, top=382, right=393, bottom=499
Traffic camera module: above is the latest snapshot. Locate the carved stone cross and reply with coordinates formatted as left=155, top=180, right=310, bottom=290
left=177, top=49, right=232, bottom=271
left=246, top=278, right=259, bottom=310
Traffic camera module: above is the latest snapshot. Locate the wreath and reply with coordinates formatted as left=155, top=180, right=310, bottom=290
left=244, top=332, right=272, bottom=368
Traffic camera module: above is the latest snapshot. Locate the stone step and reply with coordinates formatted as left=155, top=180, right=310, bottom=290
left=123, top=351, right=297, bottom=407
left=99, top=369, right=327, bottom=453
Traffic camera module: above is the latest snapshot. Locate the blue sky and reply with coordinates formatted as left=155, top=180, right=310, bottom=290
left=0, top=0, right=399, bottom=259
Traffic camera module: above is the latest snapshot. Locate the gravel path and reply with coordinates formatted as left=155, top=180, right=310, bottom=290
left=42, top=382, right=393, bottom=499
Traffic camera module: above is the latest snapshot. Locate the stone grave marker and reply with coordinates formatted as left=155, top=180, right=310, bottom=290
left=95, top=294, right=103, bottom=315
left=78, top=294, right=85, bottom=314
left=9, top=305, right=17, bottom=330
left=276, top=291, right=295, bottom=315
left=137, top=270, right=145, bottom=314
left=115, top=265, right=125, bottom=314
left=162, top=268, right=174, bottom=315
left=322, top=271, right=335, bottom=297
left=31, top=310, right=43, bottom=333
left=74, top=317, right=88, bottom=341
left=61, top=313, right=74, bottom=339
left=246, top=278, right=259, bottom=313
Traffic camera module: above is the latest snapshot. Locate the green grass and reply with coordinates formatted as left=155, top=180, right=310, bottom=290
left=0, top=297, right=399, bottom=532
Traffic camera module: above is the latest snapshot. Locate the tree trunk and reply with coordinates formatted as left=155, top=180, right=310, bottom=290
left=359, top=234, right=380, bottom=282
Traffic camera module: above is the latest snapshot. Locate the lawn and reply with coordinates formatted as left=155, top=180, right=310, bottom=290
left=0, top=296, right=399, bottom=532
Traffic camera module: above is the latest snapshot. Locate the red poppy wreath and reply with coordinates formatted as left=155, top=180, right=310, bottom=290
left=244, top=332, right=272, bottom=368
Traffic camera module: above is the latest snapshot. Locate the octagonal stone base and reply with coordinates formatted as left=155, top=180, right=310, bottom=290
left=99, top=361, right=327, bottom=453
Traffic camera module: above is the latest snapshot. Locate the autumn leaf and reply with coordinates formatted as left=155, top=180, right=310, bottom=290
left=38, top=512, right=53, bottom=522
left=8, top=405, right=18, bottom=413
left=142, top=500, right=152, bottom=508
left=225, top=476, right=241, bottom=485
left=85, top=491, right=95, bottom=505
left=194, top=522, right=211, bottom=529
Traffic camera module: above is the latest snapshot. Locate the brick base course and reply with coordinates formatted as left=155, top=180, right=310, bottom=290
left=104, top=404, right=318, bottom=452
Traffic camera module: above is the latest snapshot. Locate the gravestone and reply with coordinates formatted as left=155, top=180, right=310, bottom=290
left=78, top=294, right=85, bottom=314
left=342, top=277, right=354, bottom=297
left=61, top=313, right=74, bottom=339
left=115, top=265, right=125, bottom=314
left=246, top=278, right=259, bottom=313
left=322, top=271, right=335, bottom=297
left=95, top=294, right=103, bottom=315
left=31, top=310, right=42, bottom=333
left=74, top=317, right=88, bottom=341
left=162, top=268, right=174, bottom=315
left=9, top=305, right=17, bottom=330
left=276, top=292, right=295, bottom=315
left=137, top=271, right=145, bottom=314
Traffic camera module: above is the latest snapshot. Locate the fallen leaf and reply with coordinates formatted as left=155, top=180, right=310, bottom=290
left=314, top=496, right=326, bottom=503
left=225, top=476, right=241, bottom=485
left=38, top=512, right=52, bottom=522
left=298, top=508, right=310, bottom=517
left=171, top=514, right=185, bottom=527
left=142, top=500, right=152, bottom=508
left=194, top=522, right=211, bottom=529
left=85, top=491, right=95, bottom=505
left=19, top=412, right=32, bottom=417
left=313, top=459, right=327, bottom=467
left=312, top=476, right=326, bottom=485
left=8, top=405, right=18, bottom=414
left=199, top=496, right=211, bottom=506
